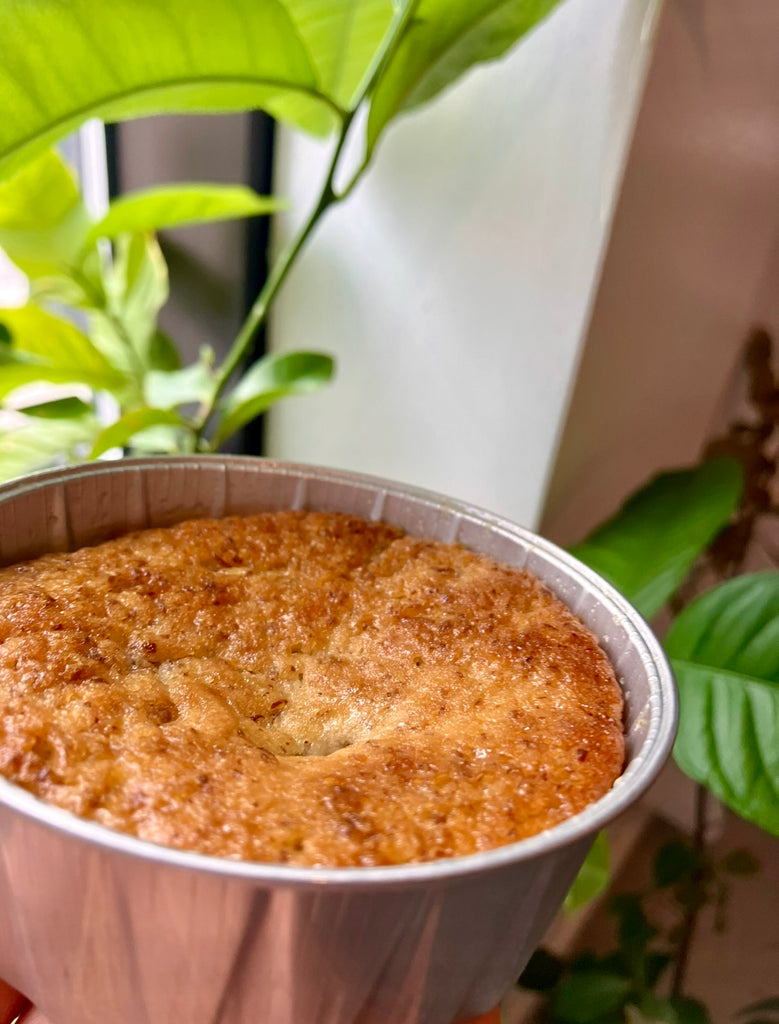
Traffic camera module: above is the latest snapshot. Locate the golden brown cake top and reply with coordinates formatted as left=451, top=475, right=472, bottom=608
left=0, top=511, right=624, bottom=867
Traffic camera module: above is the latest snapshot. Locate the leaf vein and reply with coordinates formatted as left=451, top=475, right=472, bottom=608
left=1, top=76, right=346, bottom=168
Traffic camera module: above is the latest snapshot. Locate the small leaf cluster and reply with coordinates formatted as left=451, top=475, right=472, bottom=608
left=521, top=839, right=762, bottom=1024
left=0, top=149, right=332, bottom=480
left=558, top=448, right=776, bottom=1014
left=570, top=458, right=778, bottom=836
left=0, top=0, right=566, bottom=481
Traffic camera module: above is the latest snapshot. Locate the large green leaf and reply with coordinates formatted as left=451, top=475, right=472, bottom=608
left=0, top=0, right=337, bottom=180
left=213, top=350, right=334, bottom=446
left=0, top=149, right=90, bottom=275
left=272, top=0, right=395, bottom=131
left=667, top=572, right=779, bottom=835
left=0, top=416, right=100, bottom=483
left=569, top=459, right=743, bottom=620
left=0, top=306, right=127, bottom=399
left=286, top=0, right=394, bottom=106
left=367, top=0, right=564, bottom=152
left=88, top=184, right=286, bottom=244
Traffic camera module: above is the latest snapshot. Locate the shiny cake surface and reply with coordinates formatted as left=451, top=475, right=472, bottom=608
left=0, top=512, right=624, bottom=867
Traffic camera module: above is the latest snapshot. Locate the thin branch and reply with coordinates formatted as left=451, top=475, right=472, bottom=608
left=197, top=0, right=422, bottom=446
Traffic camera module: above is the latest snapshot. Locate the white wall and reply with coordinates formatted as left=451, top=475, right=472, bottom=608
left=267, top=0, right=663, bottom=528
left=542, top=0, right=779, bottom=546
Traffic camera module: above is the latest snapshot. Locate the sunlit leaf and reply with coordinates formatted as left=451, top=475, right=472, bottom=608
left=89, top=408, right=186, bottom=459
left=95, top=233, right=169, bottom=375
left=124, top=423, right=186, bottom=454
left=0, top=149, right=90, bottom=275
left=144, top=361, right=216, bottom=409
left=0, top=416, right=99, bottom=482
left=367, top=0, right=564, bottom=152
left=667, top=572, right=779, bottom=835
left=570, top=459, right=743, bottom=619
left=213, top=350, right=334, bottom=446
left=565, top=831, right=610, bottom=912
left=0, top=306, right=126, bottom=399
left=290, top=0, right=394, bottom=104
left=88, top=184, right=286, bottom=244
left=29, top=247, right=107, bottom=310
left=0, top=0, right=338, bottom=179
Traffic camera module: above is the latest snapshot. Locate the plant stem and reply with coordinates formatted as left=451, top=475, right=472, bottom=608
left=196, top=0, right=421, bottom=446
left=670, top=785, right=709, bottom=998
left=195, top=120, right=351, bottom=446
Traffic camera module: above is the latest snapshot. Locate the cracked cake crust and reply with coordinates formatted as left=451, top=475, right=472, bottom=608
left=0, top=511, right=624, bottom=867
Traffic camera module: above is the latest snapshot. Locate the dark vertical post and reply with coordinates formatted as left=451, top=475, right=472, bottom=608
left=242, top=111, right=277, bottom=456
left=105, top=123, right=121, bottom=198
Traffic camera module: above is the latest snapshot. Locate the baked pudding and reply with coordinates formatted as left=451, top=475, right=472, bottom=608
left=0, top=511, right=624, bottom=867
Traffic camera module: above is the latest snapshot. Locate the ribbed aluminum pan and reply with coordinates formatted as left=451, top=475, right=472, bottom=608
left=0, top=457, right=677, bottom=1024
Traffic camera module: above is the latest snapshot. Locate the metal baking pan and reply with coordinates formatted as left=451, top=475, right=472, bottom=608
left=0, top=457, right=677, bottom=1024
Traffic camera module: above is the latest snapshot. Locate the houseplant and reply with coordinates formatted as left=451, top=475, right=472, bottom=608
left=0, top=0, right=567, bottom=478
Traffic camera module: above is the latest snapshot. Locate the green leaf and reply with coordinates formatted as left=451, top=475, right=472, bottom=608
left=565, top=831, right=610, bottom=912
left=667, top=572, right=779, bottom=835
left=213, top=350, right=334, bottom=446
left=265, top=0, right=395, bottom=132
left=367, top=0, right=564, bottom=152
left=287, top=0, right=395, bottom=106
left=94, top=233, right=169, bottom=374
left=0, top=0, right=341, bottom=179
left=653, top=840, right=699, bottom=888
left=89, top=409, right=186, bottom=459
left=146, top=330, right=182, bottom=373
left=0, top=149, right=90, bottom=276
left=87, top=184, right=286, bottom=244
left=569, top=459, right=743, bottom=619
left=13, top=396, right=93, bottom=420
left=0, top=306, right=126, bottom=399
left=0, top=416, right=99, bottom=483
left=552, top=971, right=632, bottom=1023
left=125, top=424, right=187, bottom=454
left=144, top=361, right=216, bottom=410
